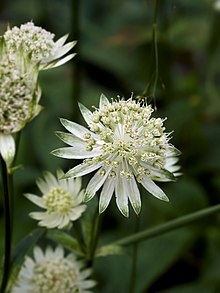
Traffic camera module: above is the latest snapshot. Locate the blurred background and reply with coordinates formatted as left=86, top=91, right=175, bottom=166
left=1, top=0, right=220, bottom=292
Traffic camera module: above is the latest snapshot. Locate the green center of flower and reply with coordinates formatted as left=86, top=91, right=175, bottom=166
left=32, top=258, right=78, bottom=293
left=43, top=187, right=73, bottom=214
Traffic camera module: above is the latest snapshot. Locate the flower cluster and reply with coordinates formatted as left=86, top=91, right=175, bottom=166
left=25, top=170, right=87, bottom=229
left=52, top=94, right=180, bottom=217
left=0, top=21, right=75, bottom=169
left=12, top=246, right=96, bottom=293
left=4, top=21, right=76, bottom=69
left=0, top=39, right=40, bottom=134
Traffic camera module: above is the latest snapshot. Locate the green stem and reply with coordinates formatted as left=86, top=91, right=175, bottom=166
left=143, top=0, right=159, bottom=105
left=87, top=208, right=101, bottom=265
left=0, top=157, right=12, bottom=293
left=112, top=204, right=220, bottom=247
left=129, top=215, right=140, bottom=293
left=151, top=0, right=159, bottom=108
left=71, top=0, right=81, bottom=120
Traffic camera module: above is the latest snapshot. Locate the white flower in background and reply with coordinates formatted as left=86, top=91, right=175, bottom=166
left=52, top=94, right=181, bottom=217
left=0, top=37, right=41, bottom=169
left=25, top=170, right=86, bottom=229
left=214, top=0, right=220, bottom=10
left=12, top=246, right=96, bottom=293
left=4, top=21, right=76, bottom=70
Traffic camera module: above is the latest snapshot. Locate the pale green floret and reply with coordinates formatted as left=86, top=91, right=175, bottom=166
left=12, top=246, right=96, bottom=293
left=32, top=258, right=77, bottom=293
left=4, top=21, right=55, bottom=63
left=43, top=187, right=72, bottom=214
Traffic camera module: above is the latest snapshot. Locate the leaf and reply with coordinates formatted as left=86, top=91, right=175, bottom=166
left=47, top=230, right=84, bottom=257
left=9, top=228, right=45, bottom=286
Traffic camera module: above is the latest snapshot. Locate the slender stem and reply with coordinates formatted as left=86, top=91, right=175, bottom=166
left=129, top=215, right=140, bottom=293
left=111, top=204, right=220, bottom=247
left=0, top=156, right=12, bottom=293
left=143, top=0, right=159, bottom=107
left=71, top=0, right=81, bottom=119
left=87, top=208, right=101, bottom=265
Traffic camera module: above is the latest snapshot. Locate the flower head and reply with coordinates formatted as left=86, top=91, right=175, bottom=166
left=25, top=170, right=86, bottom=229
left=0, top=37, right=41, bottom=134
left=12, top=246, right=96, bottom=293
left=0, top=37, right=41, bottom=169
left=4, top=21, right=76, bottom=70
left=52, top=94, right=181, bottom=217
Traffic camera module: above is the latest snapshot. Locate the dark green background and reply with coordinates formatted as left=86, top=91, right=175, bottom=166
left=1, top=0, right=220, bottom=292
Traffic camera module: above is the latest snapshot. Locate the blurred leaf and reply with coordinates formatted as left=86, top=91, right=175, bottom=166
left=47, top=230, right=84, bottom=256
left=136, top=228, right=196, bottom=292
left=9, top=228, right=45, bottom=286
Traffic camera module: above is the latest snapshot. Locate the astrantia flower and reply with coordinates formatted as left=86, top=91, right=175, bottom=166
left=0, top=37, right=41, bottom=169
left=25, top=170, right=86, bottom=229
left=52, top=94, right=181, bottom=217
left=4, top=21, right=76, bottom=70
left=12, top=246, right=96, bottom=293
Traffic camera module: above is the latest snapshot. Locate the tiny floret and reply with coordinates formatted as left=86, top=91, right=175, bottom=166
left=4, top=21, right=76, bottom=70
left=25, top=170, right=86, bottom=229
left=11, top=246, right=96, bottom=293
left=52, top=94, right=181, bottom=217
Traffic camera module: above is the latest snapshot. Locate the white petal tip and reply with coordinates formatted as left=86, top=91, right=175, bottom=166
left=84, top=192, right=95, bottom=202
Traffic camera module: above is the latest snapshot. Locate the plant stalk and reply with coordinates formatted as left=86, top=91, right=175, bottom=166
left=0, top=157, right=12, bottom=293
left=112, top=204, right=220, bottom=247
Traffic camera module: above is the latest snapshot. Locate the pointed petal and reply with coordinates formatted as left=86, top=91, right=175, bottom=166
left=84, top=167, right=111, bottom=202
left=24, top=193, right=45, bottom=208
left=115, top=175, right=129, bottom=217
left=43, top=171, right=58, bottom=187
left=0, top=133, right=15, bottom=169
left=127, top=177, right=141, bottom=215
left=52, top=146, right=102, bottom=159
left=166, top=146, right=181, bottom=156
left=99, top=94, right=110, bottom=108
left=63, top=162, right=102, bottom=179
left=55, top=131, right=84, bottom=146
left=40, top=54, right=76, bottom=70
left=55, top=34, right=69, bottom=47
left=140, top=161, right=176, bottom=181
left=51, top=41, right=76, bottom=60
left=78, top=103, right=94, bottom=125
left=140, top=175, right=169, bottom=201
left=99, top=178, right=115, bottom=213
left=60, top=118, right=95, bottom=139
left=36, top=177, right=50, bottom=193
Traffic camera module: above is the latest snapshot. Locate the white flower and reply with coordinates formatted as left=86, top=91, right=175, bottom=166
left=0, top=37, right=41, bottom=169
left=214, top=0, right=220, bottom=10
left=0, top=37, right=41, bottom=134
left=11, top=246, right=96, bottom=293
left=4, top=21, right=76, bottom=70
left=52, top=94, right=181, bottom=217
left=25, top=170, right=86, bottom=229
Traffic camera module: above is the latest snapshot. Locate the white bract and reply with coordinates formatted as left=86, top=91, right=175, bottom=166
left=25, top=170, right=86, bottom=229
left=4, top=21, right=76, bottom=70
left=52, top=94, right=181, bottom=217
left=12, top=246, right=96, bottom=293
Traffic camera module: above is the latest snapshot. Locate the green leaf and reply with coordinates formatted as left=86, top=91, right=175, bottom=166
left=9, top=228, right=45, bottom=287
left=47, top=230, right=84, bottom=257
